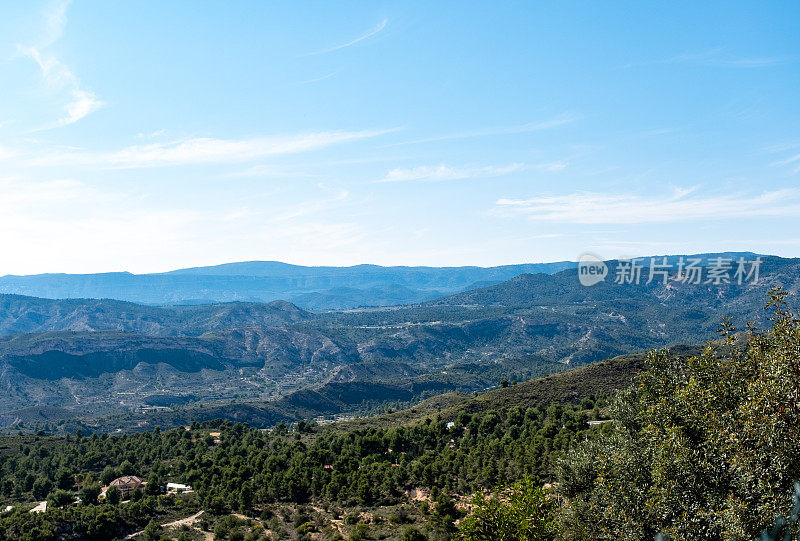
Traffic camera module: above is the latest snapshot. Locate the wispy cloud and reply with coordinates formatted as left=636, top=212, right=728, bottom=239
left=18, top=0, right=104, bottom=129
left=222, top=164, right=315, bottom=179
left=667, top=48, right=788, bottom=68
left=763, top=140, right=800, bottom=154
left=0, top=176, right=104, bottom=205
left=303, top=19, right=387, bottom=56
left=492, top=187, right=800, bottom=224
left=384, top=113, right=579, bottom=147
left=536, top=162, right=568, bottom=172
left=267, top=185, right=350, bottom=222
left=222, top=207, right=256, bottom=222
left=770, top=153, right=800, bottom=174
left=775, top=154, right=800, bottom=173
left=378, top=163, right=526, bottom=183
left=0, top=145, right=18, bottom=161
left=30, top=129, right=395, bottom=168
left=292, top=71, right=338, bottom=85
left=136, top=129, right=167, bottom=139
left=0, top=176, right=205, bottom=275
left=765, top=141, right=800, bottom=174
left=0, top=176, right=367, bottom=274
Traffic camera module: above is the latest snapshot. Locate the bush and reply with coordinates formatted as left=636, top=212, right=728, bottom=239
left=557, top=290, right=800, bottom=539
left=458, top=477, right=557, bottom=540
left=46, top=489, right=74, bottom=509
left=401, top=525, right=427, bottom=541
left=142, top=520, right=162, bottom=541
left=349, top=523, right=369, bottom=541
left=389, top=506, right=410, bottom=524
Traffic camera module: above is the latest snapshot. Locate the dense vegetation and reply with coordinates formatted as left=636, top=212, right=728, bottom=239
left=554, top=290, right=800, bottom=539
left=0, top=394, right=607, bottom=540
left=1, top=290, right=799, bottom=539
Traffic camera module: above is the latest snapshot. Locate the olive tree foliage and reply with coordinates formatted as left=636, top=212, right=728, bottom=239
left=557, top=289, right=800, bottom=540
left=459, top=476, right=558, bottom=541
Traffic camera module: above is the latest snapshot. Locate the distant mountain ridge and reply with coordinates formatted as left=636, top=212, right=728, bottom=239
left=0, top=295, right=310, bottom=336
left=0, top=261, right=578, bottom=309
left=0, top=252, right=795, bottom=431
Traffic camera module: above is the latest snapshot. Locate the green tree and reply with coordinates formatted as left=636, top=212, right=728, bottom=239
left=145, top=473, right=161, bottom=495
left=557, top=290, right=800, bottom=540
left=401, top=525, right=427, bottom=541
left=142, top=519, right=162, bottom=541
left=55, top=468, right=74, bottom=490
left=119, top=460, right=135, bottom=475
left=80, top=483, right=101, bottom=505
left=459, top=477, right=557, bottom=540
left=31, top=477, right=52, bottom=500
left=239, top=483, right=254, bottom=510
left=47, top=489, right=74, bottom=509
left=105, top=485, right=121, bottom=505
left=349, top=523, right=369, bottom=541
left=100, top=466, right=119, bottom=486
left=431, top=493, right=463, bottom=535
left=214, top=520, right=230, bottom=540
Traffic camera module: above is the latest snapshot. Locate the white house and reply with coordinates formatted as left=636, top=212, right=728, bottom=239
left=166, top=482, right=192, bottom=493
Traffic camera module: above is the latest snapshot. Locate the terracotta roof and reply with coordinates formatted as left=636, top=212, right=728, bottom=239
left=109, top=476, right=144, bottom=488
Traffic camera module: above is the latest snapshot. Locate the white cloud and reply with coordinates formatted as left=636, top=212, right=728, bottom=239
left=493, top=187, right=800, bottom=224
left=222, top=164, right=314, bottom=179
left=136, top=129, right=167, bottom=139
left=30, top=129, right=395, bottom=168
left=664, top=49, right=788, bottom=68
left=537, top=161, right=568, bottom=172
left=40, top=0, right=71, bottom=46
left=378, top=163, right=525, bottom=183
left=292, top=71, right=338, bottom=85
left=0, top=177, right=174, bottom=274
left=303, top=19, right=387, bottom=56
left=0, top=177, right=365, bottom=274
left=763, top=140, right=800, bottom=153
left=18, top=0, right=104, bottom=129
left=223, top=207, right=255, bottom=222
left=59, top=88, right=104, bottom=127
left=0, top=177, right=93, bottom=205
left=771, top=153, right=800, bottom=174
left=377, top=161, right=566, bottom=183
left=266, top=186, right=350, bottom=222
left=0, top=146, right=18, bottom=161
left=385, top=113, right=579, bottom=147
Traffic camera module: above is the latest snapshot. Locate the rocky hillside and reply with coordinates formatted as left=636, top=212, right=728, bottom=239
left=0, top=254, right=796, bottom=429
left=0, top=261, right=577, bottom=309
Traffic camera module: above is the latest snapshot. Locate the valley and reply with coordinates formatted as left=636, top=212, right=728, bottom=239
left=0, top=254, right=795, bottom=434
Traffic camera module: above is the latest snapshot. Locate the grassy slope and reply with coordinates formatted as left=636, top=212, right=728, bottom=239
left=322, top=344, right=702, bottom=434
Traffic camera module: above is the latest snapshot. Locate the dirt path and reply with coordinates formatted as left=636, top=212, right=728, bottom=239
left=125, top=510, right=205, bottom=539
left=164, top=510, right=205, bottom=528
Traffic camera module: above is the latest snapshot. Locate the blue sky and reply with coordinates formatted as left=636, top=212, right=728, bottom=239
left=0, top=1, right=798, bottom=274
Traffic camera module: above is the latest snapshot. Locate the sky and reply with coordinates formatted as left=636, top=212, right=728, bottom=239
left=0, top=1, right=799, bottom=275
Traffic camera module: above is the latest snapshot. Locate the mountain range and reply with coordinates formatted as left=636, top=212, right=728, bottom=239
left=0, top=261, right=577, bottom=309
left=0, top=252, right=796, bottom=432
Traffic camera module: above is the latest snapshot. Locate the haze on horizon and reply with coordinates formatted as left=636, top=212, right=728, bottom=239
left=0, top=1, right=799, bottom=275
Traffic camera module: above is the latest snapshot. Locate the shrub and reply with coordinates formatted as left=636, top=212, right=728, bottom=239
left=557, top=290, right=800, bottom=539
left=458, top=477, right=557, bottom=540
